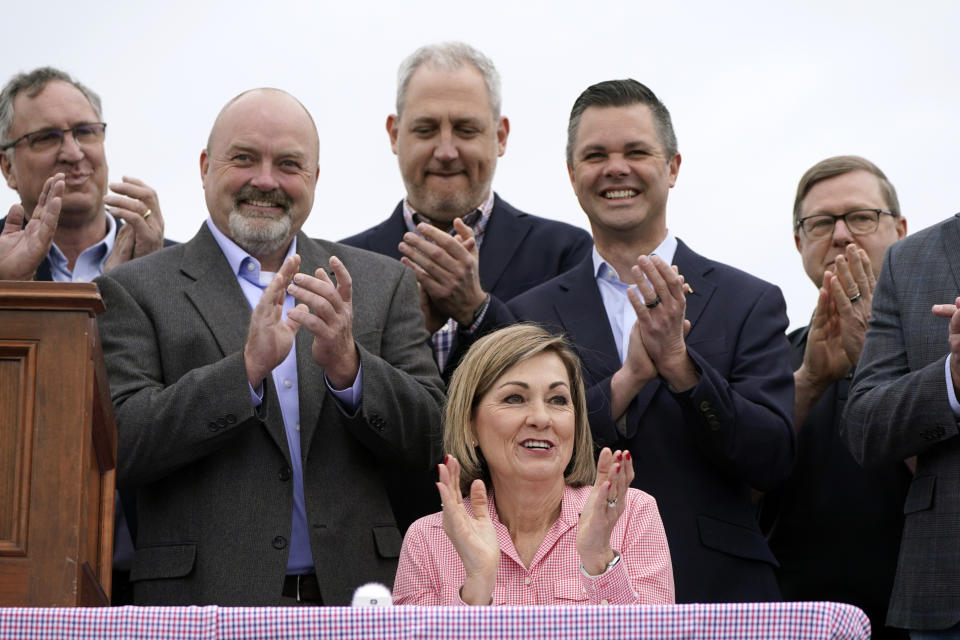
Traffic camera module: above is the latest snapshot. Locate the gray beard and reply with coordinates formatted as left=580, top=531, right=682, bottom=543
left=227, top=209, right=292, bottom=258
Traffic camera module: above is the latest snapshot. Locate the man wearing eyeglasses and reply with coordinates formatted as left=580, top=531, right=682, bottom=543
left=0, top=67, right=172, bottom=605
left=0, top=67, right=168, bottom=282
left=761, top=156, right=909, bottom=638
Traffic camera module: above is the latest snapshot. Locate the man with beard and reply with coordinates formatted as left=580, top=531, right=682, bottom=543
left=94, top=88, right=444, bottom=605
left=342, top=42, right=591, bottom=379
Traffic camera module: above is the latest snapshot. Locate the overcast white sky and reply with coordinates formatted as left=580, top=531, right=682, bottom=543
left=5, top=0, right=959, bottom=331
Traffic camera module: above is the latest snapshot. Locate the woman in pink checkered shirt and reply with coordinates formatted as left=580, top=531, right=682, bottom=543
left=393, top=324, right=675, bottom=605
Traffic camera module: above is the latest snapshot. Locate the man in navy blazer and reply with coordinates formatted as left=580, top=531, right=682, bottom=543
left=341, top=43, right=591, bottom=380
left=342, top=43, right=590, bottom=533
left=508, top=79, right=795, bottom=603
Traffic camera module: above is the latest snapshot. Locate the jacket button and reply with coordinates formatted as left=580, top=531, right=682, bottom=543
left=207, top=421, right=219, bottom=431
left=279, top=467, right=292, bottom=482
left=226, top=414, right=237, bottom=425
left=272, top=536, right=287, bottom=549
left=217, top=417, right=228, bottom=428
left=699, top=401, right=711, bottom=412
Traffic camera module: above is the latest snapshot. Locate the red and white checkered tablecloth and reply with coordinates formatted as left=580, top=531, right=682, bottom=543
left=0, top=602, right=871, bottom=639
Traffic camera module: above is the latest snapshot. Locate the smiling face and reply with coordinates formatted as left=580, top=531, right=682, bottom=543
left=201, top=89, right=319, bottom=269
left=471, top=351, right=576, bottom=492
left=795, top=169, right=907, bottom=288
left=387, top=64, right=508, bottom=224
left=567, top=103, right=679, bottom=246
left=0, top=80, right=107, bottom=227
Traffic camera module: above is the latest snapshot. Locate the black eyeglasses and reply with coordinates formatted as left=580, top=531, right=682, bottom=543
left=797, top=208, right=896, bottom=239
left=0, top=122, right=107, bottom=152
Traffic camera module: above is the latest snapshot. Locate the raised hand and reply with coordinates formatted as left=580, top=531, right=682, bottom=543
left=827, top=244, right=877, bottom=364
left=577, top=447, right=634, bottom=575
left=398, top=218, right=487, bottom=327
left=631, top=255, right=699, bottom=391
left=436, top=455, right=499, bottom=605
left=243, top=254, right=303, bottom=387
left=286, top=256, right=359, bottom=389
left=0, top=173, right=63, bottom=280
left=104, top=176, right=165, bottom=270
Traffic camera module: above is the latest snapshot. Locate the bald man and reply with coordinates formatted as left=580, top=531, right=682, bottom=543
left=95, top=88, right=444, bottom=606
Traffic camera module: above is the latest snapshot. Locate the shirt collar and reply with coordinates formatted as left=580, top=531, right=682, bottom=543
left=205, top=217, right=298, bottom=286
left=47, top=211, right=117, bottom=275
left=592, top=230, right=678, bottom=284
left=401, top=190, right=495, bottom=236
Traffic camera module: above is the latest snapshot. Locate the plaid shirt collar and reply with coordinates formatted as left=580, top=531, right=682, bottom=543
left=401, top=190, right=495, bottom=249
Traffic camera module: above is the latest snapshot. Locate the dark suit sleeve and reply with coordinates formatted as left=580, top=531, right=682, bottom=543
left=332, top=265, right=446, bottom=471
left=675, top=286, right=795, bottom=491
left=593, top=283, right=795, bottom=492
left=843, top=243, right=959, bottom=467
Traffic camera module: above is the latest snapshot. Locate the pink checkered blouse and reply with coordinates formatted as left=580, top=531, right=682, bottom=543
left=393, top=485, right=675, bottom=606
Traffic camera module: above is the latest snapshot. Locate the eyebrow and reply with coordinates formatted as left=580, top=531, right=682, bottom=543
left=497, top=381, right=570, bottom=390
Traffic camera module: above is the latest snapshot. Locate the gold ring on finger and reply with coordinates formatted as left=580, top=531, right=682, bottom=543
left=143, top=209, right=152, bottom=220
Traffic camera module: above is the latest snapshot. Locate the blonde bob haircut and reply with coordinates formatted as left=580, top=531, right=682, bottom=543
left=444, top=323, right=596, bottom=495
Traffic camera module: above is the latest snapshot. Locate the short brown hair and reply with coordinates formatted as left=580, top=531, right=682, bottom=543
left=793, top=155, right=900, bottom=230
left=444, top=324, right=596, bottom=495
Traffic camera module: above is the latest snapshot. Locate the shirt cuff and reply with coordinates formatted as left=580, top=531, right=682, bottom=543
left=944, top=355, right=960, bottom=416
left=460, top=295, right=490, bottom=335
left=248, top=382, right=264, bottom=407
left=579, top=551, right=635, bottom=605
left=325, top=362, right=363, bottom=413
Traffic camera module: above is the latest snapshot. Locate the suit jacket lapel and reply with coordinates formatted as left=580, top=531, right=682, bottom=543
left=553, top=259, right=622, bottom=380
left=294, top=233, right=331, bottom=456
left=478, top=196, right=532, bottom=292
left=672, top=239, right=716, bottom=338
left=941, top=215, right=960, bottom=292
left=180, top=224, right=291, bottom=461
left=364, top=203, right=406, bottom=259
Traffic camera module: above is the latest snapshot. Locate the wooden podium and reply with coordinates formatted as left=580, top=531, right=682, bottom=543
left=0, top=281, right=116, bottom=606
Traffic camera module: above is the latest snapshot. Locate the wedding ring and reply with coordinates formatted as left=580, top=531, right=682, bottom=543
left=848, top=291, right=862, bottom=303
left=143, top=208, right=152, bottom=220
left=644, top=295, right=662, bottom=309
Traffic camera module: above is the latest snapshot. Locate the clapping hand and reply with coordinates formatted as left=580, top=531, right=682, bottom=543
left=577, top=447, right=634, bottom=575
left=435, top=455, right=499, bottom=605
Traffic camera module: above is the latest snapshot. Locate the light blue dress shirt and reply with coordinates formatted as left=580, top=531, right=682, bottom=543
left=593, top=231, right=677, bottom=364
left=205, top=218, right=362, bottom=575
left=48, top=212, right=117, bottom=282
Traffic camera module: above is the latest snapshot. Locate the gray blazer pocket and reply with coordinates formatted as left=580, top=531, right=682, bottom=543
left=697, top=515, right=778, bottom=565
left=373, top=525, right=402, bottom=559
left=130, top=543, right=196, bottom=581
left=903, top=475, right=935, bottom=514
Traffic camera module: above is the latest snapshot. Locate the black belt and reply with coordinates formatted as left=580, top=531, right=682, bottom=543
left=282, top=573, right=321, bottom=603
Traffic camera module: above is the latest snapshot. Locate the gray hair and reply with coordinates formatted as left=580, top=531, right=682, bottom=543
left=396, top=42, right=502, bottom=120
left=567, top=78, right=677, bottom=167
left=793, top=155, right=901, bottom=230
left=0, top=67, right=103, bottom=157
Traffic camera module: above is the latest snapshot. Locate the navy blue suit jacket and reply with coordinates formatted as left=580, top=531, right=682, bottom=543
left=508, top=240, right=796, bottom=603
left=341, top=194, right=592, bottom=378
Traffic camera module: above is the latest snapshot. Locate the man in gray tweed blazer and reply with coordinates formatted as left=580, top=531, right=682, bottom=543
left=845, top=213, right=960, bottom=635
left=95, top=88, right=444, bottom=605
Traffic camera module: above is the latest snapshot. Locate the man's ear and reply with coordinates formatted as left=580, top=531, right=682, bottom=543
left=199, top=149, right=209, bottom=187
left=386, top=114, right=400, bottom=155
left=496, top=116, right=510, bottom=157
left=1, top=151, right=18, bottom=191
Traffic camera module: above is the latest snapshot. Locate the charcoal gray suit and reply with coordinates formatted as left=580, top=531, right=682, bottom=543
left=844, top=213, right=960, bottom=631
left=95, top=223, right=444, bottom=606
